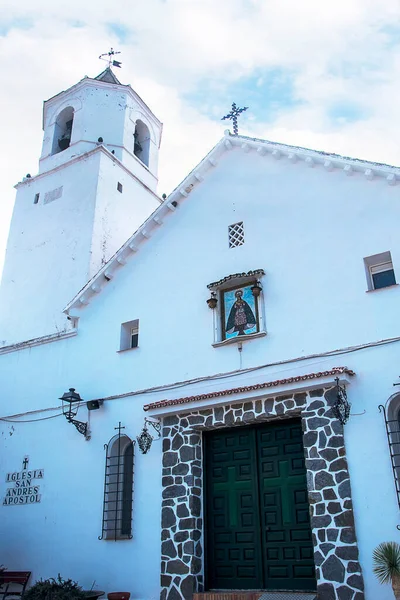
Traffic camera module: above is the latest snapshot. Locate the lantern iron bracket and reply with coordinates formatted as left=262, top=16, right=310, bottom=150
left=65, top=414, right=89, bottom=439
left=144, top=418, right=162, bottom=436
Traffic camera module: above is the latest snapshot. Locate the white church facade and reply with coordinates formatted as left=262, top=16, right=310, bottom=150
left=1, top=68, right=400, bottom=600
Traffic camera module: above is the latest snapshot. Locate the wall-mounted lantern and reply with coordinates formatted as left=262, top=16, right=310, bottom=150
left=206, top=291, right=218, bottom=309
left=136, top=418, right=161, bottom=454
left=332, top=377, right=351, bottom=425
left=59, top=387, right=89, bottom=439
left=251, top=281, right=262, bottom=298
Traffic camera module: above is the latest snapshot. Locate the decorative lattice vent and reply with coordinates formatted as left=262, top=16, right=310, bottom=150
left=228, top=221, right=244, bottom=248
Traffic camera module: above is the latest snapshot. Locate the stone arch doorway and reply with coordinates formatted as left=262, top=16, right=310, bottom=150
left=160, top=386, right=365, bottom=600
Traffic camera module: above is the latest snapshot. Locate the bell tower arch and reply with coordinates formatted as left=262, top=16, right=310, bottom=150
left=51, top=106, right=74, bottom=155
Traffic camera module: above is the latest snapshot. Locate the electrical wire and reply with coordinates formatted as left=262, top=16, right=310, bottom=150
left=89, top=333, right=400, bottom=401
left=0, top=413, right=63, bottom=423
left=2, top=333, right=400, bottom=423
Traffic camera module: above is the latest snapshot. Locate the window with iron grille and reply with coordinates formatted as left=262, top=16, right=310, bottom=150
left=379, top=401, right=400, bottom=510
left=228, top=221, right=244, bottom=248
left=99, top=429, right=135, bottom=541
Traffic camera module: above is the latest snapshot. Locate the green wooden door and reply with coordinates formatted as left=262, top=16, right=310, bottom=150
left=204, top=420, right=316, bottom=591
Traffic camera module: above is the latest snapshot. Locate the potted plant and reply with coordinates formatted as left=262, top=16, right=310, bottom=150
left=23, top=575, right=88, bottom=600
left=373, top=541, right=400, bottom=599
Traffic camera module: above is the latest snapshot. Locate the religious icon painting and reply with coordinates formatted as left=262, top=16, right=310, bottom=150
left=221, top=285, right=259, bottom=340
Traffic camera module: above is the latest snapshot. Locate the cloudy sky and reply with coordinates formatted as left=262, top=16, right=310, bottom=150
left=1, top=0, right=400, bottom=274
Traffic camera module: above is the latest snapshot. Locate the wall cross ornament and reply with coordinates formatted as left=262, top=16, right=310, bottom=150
left=221, top=102, right=248, bottom=135
left=332, top=377, right=351, bottom=425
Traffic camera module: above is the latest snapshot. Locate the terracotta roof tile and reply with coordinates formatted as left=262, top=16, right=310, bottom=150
left=143, top=366, right=355, bottom=411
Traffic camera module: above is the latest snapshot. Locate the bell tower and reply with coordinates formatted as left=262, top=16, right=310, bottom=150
left=0, top=66, right=163, bottom=346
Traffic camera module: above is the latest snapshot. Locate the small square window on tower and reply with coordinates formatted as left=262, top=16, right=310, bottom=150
left=228, top=221, right=245, bottom=248
left=117, top=182, right=123, bottom=193
left=34, top=193, right=40, bottom=204
left=120, top=319, right=139, bottom=351
left=364, top=251, right=396, bottom=291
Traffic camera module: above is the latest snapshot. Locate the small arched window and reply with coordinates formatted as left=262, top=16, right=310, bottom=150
left=52, top=106, right=74, bottom=155
left=99, top=431, right=135, bottom=540
left=134, top=120, right=150, bottom=167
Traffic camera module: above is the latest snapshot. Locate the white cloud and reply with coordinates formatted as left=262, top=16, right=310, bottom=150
left=1, top=0, right=400, bottom=275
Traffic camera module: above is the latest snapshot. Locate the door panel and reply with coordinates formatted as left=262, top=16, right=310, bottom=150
left=257, top=420, right=316, bottom=591
left=205, top=428, right=263, bottom=589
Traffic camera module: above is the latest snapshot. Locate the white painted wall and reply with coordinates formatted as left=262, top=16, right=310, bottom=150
left=0, top=335, right=162, bottom=600
left=0, top=148, right=160, bottom=345
left=90, top=152, right=160, bottom=274
left=0, top=152, right=100, bottom=345
left=1, top=147, right=400, bottom=598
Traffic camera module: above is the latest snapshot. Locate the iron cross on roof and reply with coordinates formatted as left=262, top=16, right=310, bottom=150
left=221, top=102, right=248, bottom=136
left=99, top=47, right=122, bottom=69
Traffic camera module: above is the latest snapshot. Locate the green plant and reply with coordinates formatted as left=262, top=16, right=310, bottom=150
left=373, top=541, right=400, bottom=599
left=23, top=575, right=87, bottom=600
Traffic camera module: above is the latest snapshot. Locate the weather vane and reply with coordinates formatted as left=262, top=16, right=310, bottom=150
left=221, top=102, right=248, bottom=135
left=99, top=48, right=122, bottom=69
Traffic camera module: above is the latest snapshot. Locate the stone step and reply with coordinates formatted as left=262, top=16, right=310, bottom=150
left=193, top=594, right=260, bottom=600
left=258, top=594, right=317, bottom=600
left=194, top=593, right=317, bottom=600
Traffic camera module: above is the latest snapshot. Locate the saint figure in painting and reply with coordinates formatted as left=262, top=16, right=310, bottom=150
left=226, top=289, right=256, bottom=337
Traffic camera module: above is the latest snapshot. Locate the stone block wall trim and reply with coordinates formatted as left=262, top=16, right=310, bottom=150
left=145, top=367, right=355, bottom=411
left=159, top=386, right=364, bottom=600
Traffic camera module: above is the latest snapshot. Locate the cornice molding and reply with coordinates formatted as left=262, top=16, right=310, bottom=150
left=0, top=329, right=77, bottom=356
left=15, top=145, right=161, bottom=203
left=143, top=366, right=355, bottom=412
left=207, top=269, right=265, bottom=290
left=44, top=76, right=162, bottom=129
left=63, top=133, right=400, bottom=315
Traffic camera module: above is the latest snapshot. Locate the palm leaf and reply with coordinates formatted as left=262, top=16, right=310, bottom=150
left=373, top=542, right=400, bottom=585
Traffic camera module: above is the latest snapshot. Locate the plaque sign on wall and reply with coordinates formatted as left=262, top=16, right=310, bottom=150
left=3, top=456, right=44, bottom=506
